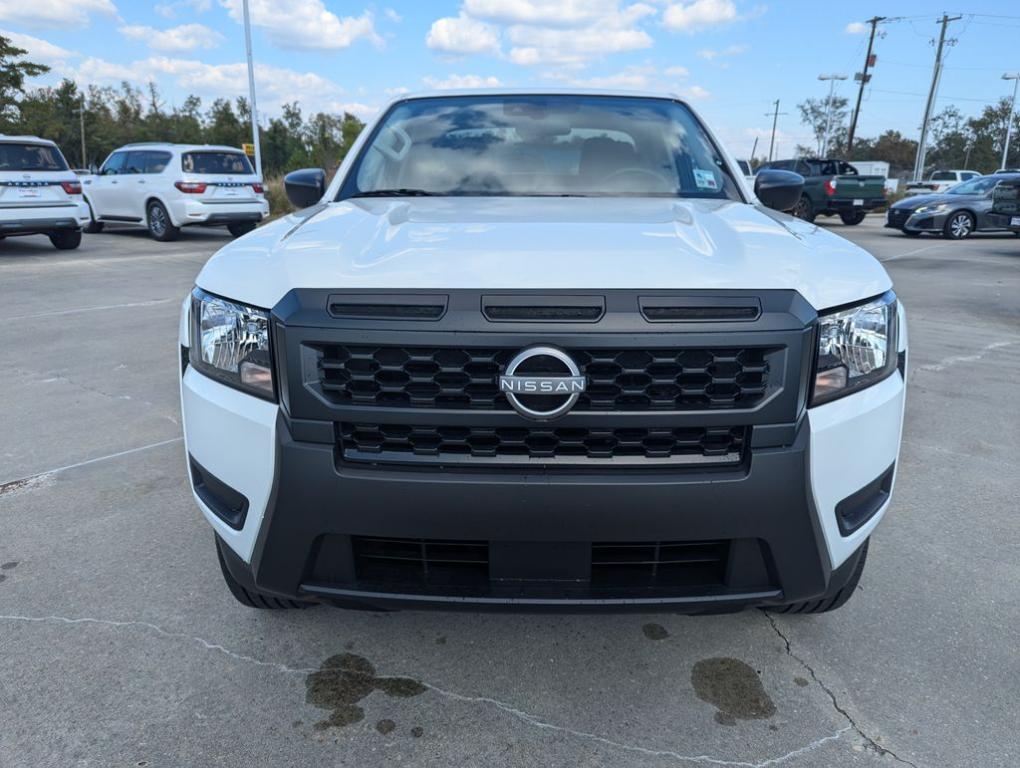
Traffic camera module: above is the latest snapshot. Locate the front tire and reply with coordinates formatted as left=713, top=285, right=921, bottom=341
left=943, top=211, right=974, bottom=239
left=765, top=539, right=868, bottom=614
left=793, top=195, right=816, bottom=223
left=215, top=535, right=314, bottom=609
left=49, top=230, right=82, bottom=250
left=147, top=201, right=179, bottom=242
left=227, top=221, right=257, bottom=238
left=839, top=210, right=866, bottom=225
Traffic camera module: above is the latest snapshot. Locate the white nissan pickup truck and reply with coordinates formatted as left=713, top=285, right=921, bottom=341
left=179, top=90, right=907, bottom=614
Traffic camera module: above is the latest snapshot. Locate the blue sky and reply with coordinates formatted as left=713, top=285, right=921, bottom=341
left=3, top=1, right=1020, bottom=157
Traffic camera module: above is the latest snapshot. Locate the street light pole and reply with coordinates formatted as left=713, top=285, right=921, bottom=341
left=818, top=74, right=848, bottom=158
left=1002, top=73, right=1020, bottom=170
left=241, top=0, right=263, bottom=179
left=75, top=93, right=87, bottom=169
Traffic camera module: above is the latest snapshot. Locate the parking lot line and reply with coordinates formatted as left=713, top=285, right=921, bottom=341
left=0, top=297, right=177, bottom=322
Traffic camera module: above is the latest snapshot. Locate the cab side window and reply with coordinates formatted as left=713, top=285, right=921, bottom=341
left=142, top=151, right=172, bottom=174
left=101, top=152, right=127, bottom=175
left=123, top=152, right=146, bottom=175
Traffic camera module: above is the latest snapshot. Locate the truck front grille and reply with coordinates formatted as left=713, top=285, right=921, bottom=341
left=338, top=422, right=746, bottom=467
left=315, top=344, right=771, bottom=411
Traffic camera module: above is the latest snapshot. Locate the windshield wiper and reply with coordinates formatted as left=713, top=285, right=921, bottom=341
left=352, top=188, right=436, bottom=198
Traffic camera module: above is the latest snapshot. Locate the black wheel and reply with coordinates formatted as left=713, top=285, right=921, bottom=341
left=83, top=201, right=104, bottom=233
left=147, top=201, right=179, bottom=242
left=943, top=211, right=974, bottom=239
left=839, top=210, right=866, bottom=225
left=227, top=221, right=257, bottom=238
left=901, top=228, right=921, bottom=237
left=792, top=195, right=815, bottom=223
left=49, top=230, right=82, bottom=250
left=765, top=539, right=868, bottom=614
left=215, top=535, right=314, bottom=609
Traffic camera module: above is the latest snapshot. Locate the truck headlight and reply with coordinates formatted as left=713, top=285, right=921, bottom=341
left=189, top=287, right=275, bottom=399
left=811, top=292, right=898, bottom=406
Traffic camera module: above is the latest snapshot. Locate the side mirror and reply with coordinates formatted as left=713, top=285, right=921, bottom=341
left=754, top=169, right=804, bottom=213
left=284, top=168, right=327, bottom=209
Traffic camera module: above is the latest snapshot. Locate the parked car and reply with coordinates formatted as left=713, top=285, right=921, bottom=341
left=988, top=176, right=1020, bottom=232
left=885, top=173, right=1020, bottom=238
left=0, top=135, right=89, bottom=249
left=82, top=143, right=269, bottom=241
left=180, top=90, right=906, bottom=615
left=902, top=169, right=981, bottom=197
left=755, top=158, right=885, bottom=224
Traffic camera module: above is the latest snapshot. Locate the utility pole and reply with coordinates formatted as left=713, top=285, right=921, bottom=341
left=766, top=100, right=787, bottom=161
left=1001, top=73, right=1020, bottom=170
left=818, top=74, right=848, bottom=157
left=846, top=16, right=884, bottom=157
left=74, top=93, right=87, bottom=169
left=912, top=14, right=961, bottom=182
left=241, top=0, right=263, bottom=179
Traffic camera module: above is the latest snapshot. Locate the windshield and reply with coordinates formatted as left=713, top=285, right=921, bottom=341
left=931, top=171, right=957, bottom=181
left=342, top=95, right=741, bottom=200
left=946, top=176, right=999, bottom=195
left=182, top=152, right=253, bottom=175
left=0, top=143, right=68, bottom=172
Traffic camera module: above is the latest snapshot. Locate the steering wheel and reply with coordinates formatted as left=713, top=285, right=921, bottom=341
left=600, top=167, right=674, bottom=190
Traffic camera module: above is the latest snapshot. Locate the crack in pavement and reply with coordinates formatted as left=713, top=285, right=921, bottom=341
left=1, top=612, right=855, bottom=767
left=763, top=613, right=920, bottom=767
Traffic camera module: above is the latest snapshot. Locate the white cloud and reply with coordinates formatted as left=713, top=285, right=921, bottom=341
left=119, top=23, right=224, bottom=52
left=664, top=65, right=689, bottom=78
left=1, top=29, right=78, bottom=66
left=154, top=0, right=211, bottom=19
left=845, top=21, right=867, bottom=34
left=219, top=0, right=380, bottom=51
left=0, top=0, right=117, bottom=29
left=426, top=1, right=655, bottom=68
left=426, top=13, right=501, bottom=54
left=423, top=73, right=502, bottom=89
left=679, top=84, right=711, bottom=100
left=662, top=0, right=738, bottom=32
left=697, top=43, right=747, bottom=60
left=384, top=8, right=402, bottom=23
left=385, top=85, right=410, bottom=96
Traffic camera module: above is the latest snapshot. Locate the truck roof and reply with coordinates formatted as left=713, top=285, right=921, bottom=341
left=0, top=135, right=57, bottom=146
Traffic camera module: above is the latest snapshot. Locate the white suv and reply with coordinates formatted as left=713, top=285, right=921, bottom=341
left=83, top=143, right=269, bottom=241
left=0, top=135, right=89, bottom=250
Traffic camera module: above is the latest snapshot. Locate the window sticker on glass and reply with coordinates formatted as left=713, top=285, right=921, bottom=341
left=693, top=168, right=718, bottom=190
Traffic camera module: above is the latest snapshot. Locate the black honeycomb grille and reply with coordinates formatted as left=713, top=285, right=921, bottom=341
left=315, top=345, right=771, bottom=411
left=339, top=423, right=746, bottom=466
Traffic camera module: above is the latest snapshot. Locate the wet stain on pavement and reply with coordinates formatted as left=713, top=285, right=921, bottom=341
left=691, top=657, right=776, bottom=726
left=794, top=676, right=809, bottom=687
left=642, top=623, right=669, bottom=640
left=0, top=561, right=16, bottom=584
left=411, top=726, right=424, bottom=738
left=305, top=653, right=427, bottom=731
left=375, top=719, right=396, bottom=735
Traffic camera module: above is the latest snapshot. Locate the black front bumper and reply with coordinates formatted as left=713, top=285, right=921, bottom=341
left=0, top=216, right=81, bottom=235
left=822, top=197, right=885, bottom=213
left=217, top=411, right=833, bottom=612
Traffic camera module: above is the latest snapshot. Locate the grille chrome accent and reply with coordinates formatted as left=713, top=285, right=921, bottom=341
left=314, top=344, right=772, bottom=411
left=338, top=423, right=747, bottom=466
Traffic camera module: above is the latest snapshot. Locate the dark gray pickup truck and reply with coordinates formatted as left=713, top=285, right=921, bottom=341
left=756, top=158, right=886, bottom=225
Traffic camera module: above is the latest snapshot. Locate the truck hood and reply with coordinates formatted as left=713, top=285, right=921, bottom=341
left=196, top=197, right=891, bottom=311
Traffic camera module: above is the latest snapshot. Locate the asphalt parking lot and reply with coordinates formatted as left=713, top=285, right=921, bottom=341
left=1, top=216, right=1018, bottom=768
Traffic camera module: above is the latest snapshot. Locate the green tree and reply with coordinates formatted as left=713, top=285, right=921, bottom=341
left=796, top=95, right=849, bottom=157
left=0, top=34, right=50, bottom=130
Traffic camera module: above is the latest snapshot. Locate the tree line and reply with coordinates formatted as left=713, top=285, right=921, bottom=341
left=794, top=93, right=1020, bottom=176
left=0, top=35, right=364, bottom=176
